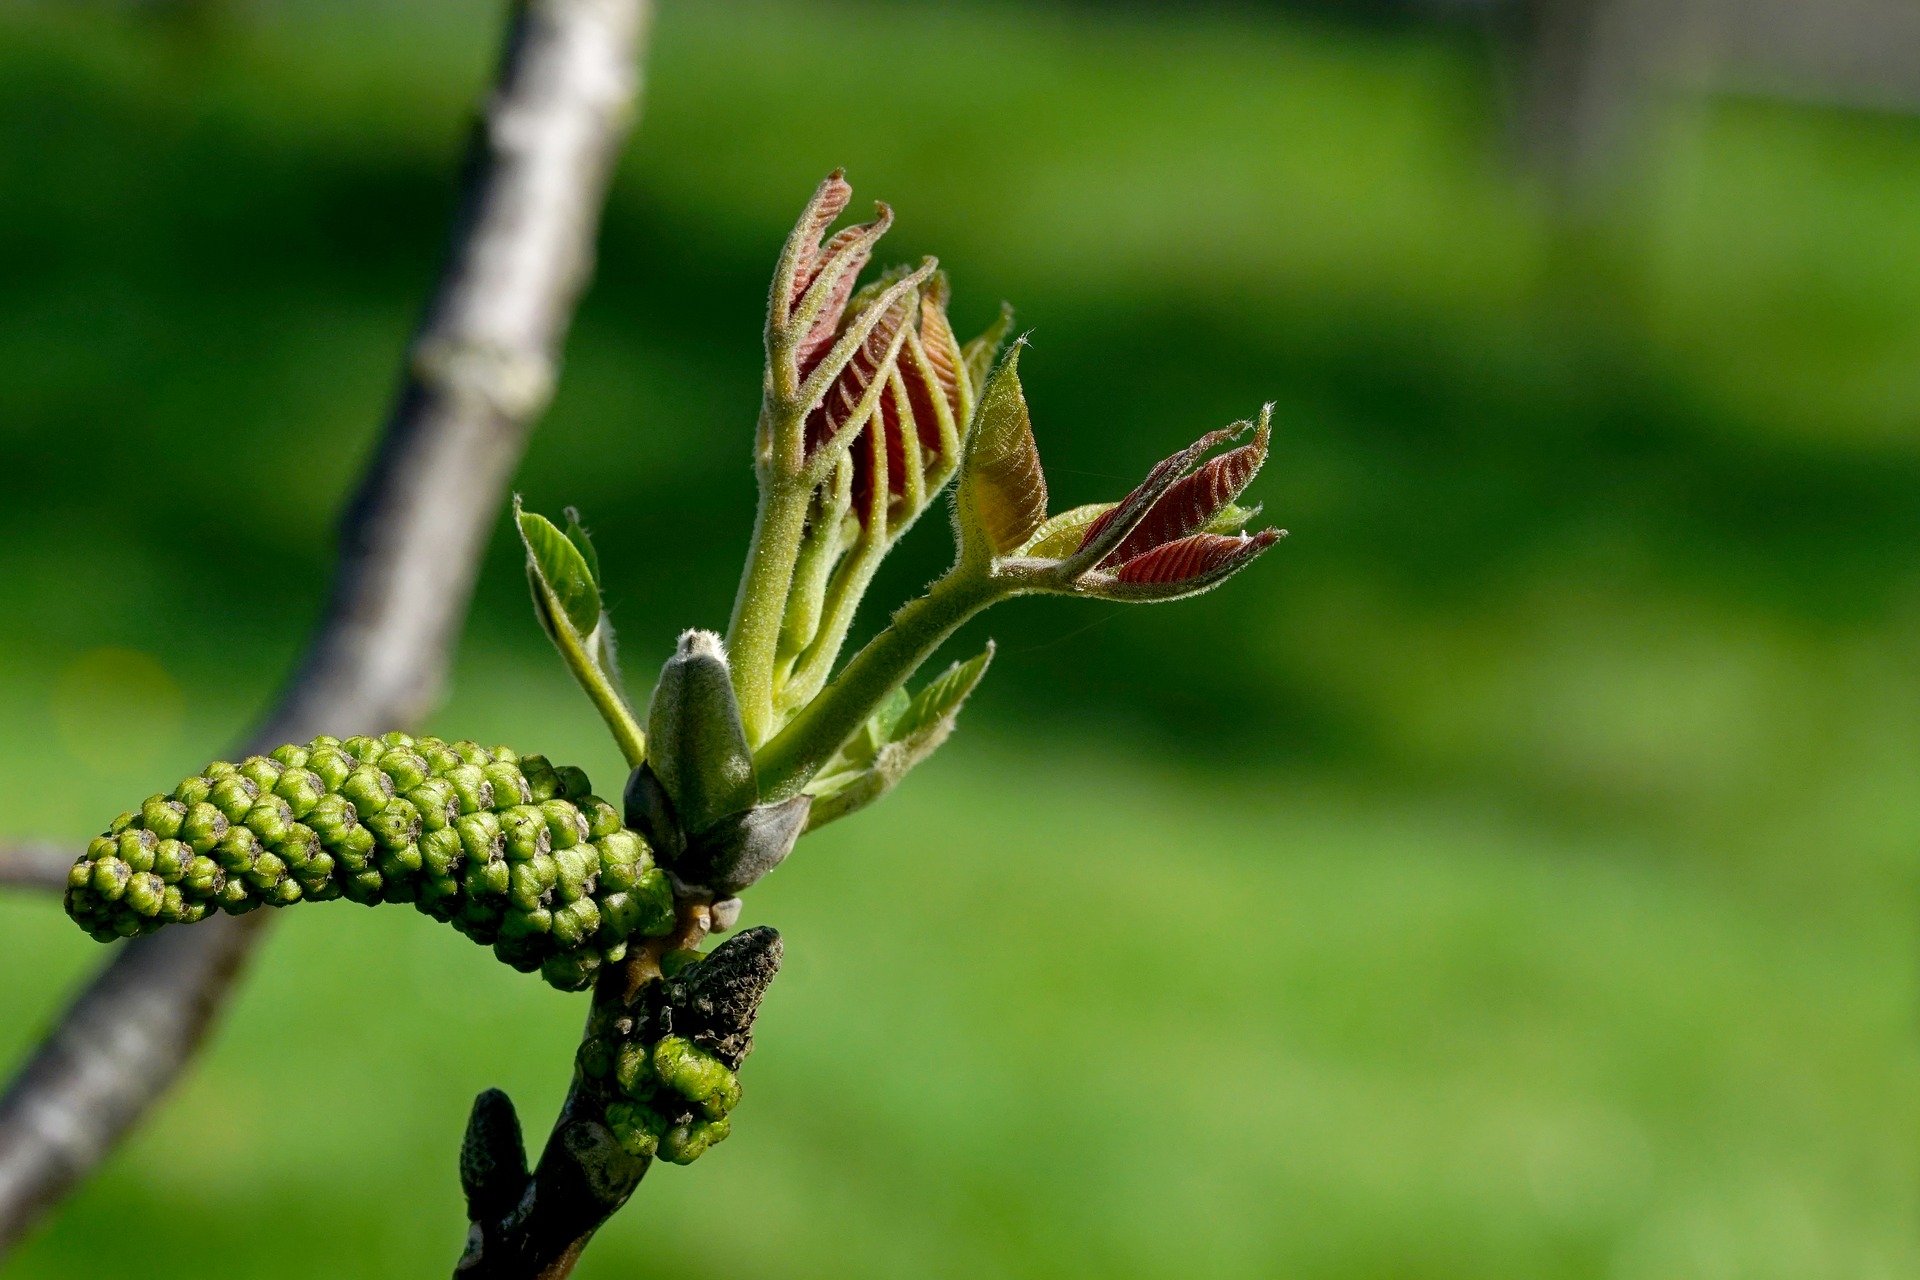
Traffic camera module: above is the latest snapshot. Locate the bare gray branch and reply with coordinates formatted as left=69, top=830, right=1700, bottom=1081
left=0, top=0, right=655, bottom=1253
left=0, top=847, right=74, bottom=894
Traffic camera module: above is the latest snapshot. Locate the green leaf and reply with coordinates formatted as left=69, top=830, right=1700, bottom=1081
left=803, top=643, right=993, bottom=832
left=1202, top=501, right=1261, bottom=535
left=956, top=344, right=1048, bottom=558
left=859, top=686, right=911, bottom=760
left=1021, top=503, right=1115, bottom=559
left=896, top=644, right=993, bottom=744
left=563, top=506, right=601, bottom=588
left=512, top=497, right=645, bottom=767
left=517, top=500, right=599, bottom=639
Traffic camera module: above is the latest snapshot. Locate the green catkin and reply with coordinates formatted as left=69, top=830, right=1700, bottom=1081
left=63, top=733, right=677, bottom=991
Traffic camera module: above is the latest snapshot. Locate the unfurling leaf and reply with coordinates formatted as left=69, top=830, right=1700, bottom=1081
left=1203, top=501, right=1261, bottom=535
left=792, top=213, right=893, bottom=377
left=517, top=499, right=644, bottom=763
left=518, top=500, right=600, bottom=639
left=1094, top=530, right=1285, bottom=601
left=960, top=302, right=1014, bottom=407
left=845, top=686, right=911, bottom=770
left=804, top=643, right=994, bottom=831
left=911, top=273, right=967, bottom=437
left=797, top=261, right=934, bottom=471
left=1088, top=408, right=1270, bottom=568
left=646, top=632, right=759, bottom=833
left=1021, top=503, right=1116, bottom=559
left=563, top=505, right=601, bottom=588
left=773, top=172, right=853, bottom=329
left=957, top=344, right=1048, bottom=557
left=896, top=644, right=993, bottom=743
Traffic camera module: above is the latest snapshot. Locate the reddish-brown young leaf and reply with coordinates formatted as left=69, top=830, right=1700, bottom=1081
left=1112, top=530, right=1282, bottom=587
left=803, top=286, right=916, bottom=460
left=916, top=275, right=964, bottom=423
left=851, top=367, right=916, bottom=523
left=1069, top=424, right=1240, bottom=568
left=794, top=220, right=885, bottom=376
left=782, top=171, right=854, bottom=322
left=899, top=335, right=948, bottom=462
left=850, top=398, right=891, bottom=533
left=1096, top=419, right=1269, bottom=567
left=895, top=276, right=964, bottom=470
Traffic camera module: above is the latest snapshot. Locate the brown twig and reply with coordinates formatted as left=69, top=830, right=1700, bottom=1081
left=0, top=0, right=655, bottom=1254
left=455, top=919, right=784, bottom=1280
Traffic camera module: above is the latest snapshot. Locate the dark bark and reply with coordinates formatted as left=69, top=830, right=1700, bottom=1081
left=456, top=926, right=783, bottom=1280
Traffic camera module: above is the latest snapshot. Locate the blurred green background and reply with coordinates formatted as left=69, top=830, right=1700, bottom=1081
left=3, top=0, right=1918, bottom=1275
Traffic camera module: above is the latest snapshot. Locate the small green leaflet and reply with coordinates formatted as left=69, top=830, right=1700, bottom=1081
left=517, top=498, right=600, bottom=639
left=895, top=644, right=993, bottom=745
left=563, top=505, right=602, bottom=589
left=803, top=642, right=995, bottom=832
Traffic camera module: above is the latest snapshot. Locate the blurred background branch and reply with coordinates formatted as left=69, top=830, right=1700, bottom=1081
left=0, top=0, right=653, bottom=1255
left=0, top=848, right=77, bottom=894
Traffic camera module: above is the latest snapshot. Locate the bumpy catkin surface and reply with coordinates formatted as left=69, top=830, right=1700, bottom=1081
left=63, top=732, right=676, bottom=991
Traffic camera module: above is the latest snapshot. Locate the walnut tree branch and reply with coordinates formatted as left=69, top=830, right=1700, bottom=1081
left=0, top=0, right=654, bottom=1254
left=456, top=922, right=783, bottom=1280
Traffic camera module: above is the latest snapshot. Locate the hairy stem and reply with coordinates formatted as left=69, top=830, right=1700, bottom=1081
left=754, top=566, right=1006, bottom=801
left=726, top=471, right=812, bottom=747
left=556, top=623, right=647, bottom=768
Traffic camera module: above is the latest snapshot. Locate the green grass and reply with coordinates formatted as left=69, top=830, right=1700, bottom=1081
left=2, top=0, right=1920, bottom=1275
left=5, top=688, right=1916, bottom=1277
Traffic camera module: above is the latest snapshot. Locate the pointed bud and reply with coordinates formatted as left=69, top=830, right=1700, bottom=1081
left=460, top=1088, right=529, bottom=1223
left=646, top=632, right=758, bottom=834
left=1078, top=405, right=1271, bottom=569
left=956, top=342, right=1048, bottom=557
left=1091, top=530, right=1284, bottom=601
